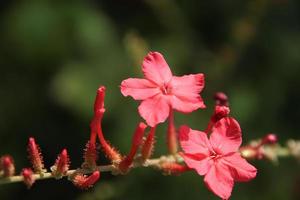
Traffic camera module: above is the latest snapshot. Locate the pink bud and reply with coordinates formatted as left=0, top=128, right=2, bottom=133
left=262, top=133, right=278, bottom=145
left=212, top=105, right=230, bottom=122
left=205, top=105, right=230, bottom=133
left=0, top=155, right=15, bottom=177
left=51, top=149, right=70, bottom=179
left=72, top=171, right=100, bottom=190
left=27, top=137, right=46, bottom=174
left=214, top=92, right=229, bottom=106
left=21, top=168, right=35, bottom=188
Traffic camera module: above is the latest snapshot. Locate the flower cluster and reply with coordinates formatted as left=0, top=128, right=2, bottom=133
left=1, top=51, right=294, bottom=199
left=121, top=52, right=256, bottom=199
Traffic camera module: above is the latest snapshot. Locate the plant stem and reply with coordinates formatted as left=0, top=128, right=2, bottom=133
left=0, top=155, right=180, bottom=185
left=1, top=140, right=299, bottom=185
left=167, top=109, right=178, bottom=155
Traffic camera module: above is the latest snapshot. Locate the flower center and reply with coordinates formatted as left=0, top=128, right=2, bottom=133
left=209, top=150, right=222, bottom=161
left=160, top=84, right=172, bottom=95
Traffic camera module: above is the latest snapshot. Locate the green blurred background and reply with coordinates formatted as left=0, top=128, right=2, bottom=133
left=0, top=0, right=299, bottom=199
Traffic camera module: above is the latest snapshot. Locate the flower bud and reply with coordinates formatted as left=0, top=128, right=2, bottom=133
left=72, top=171, right=100, bottom=190
left=27, top=137, right=46, bottom=175
left=0, top=155, right=15, bottom=177
left=262, top=133, right=278, bottom=145
left=21, top=168, right=35, bottom=188
left=51, top=149, right=70, bottom=179
left=214, top=92, right=229, bottom=106
left=211, top=105, right=230, bottom=122
left=82, top=141, right=98, bottom=170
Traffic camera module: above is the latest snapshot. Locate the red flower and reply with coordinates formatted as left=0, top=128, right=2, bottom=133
left=121, top=52, right=205, bottom=127
left=179, top=117, right=257, bottom=199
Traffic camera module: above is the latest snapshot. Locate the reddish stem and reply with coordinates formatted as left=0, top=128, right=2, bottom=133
left=119, top=122, right=147, bottom=173
left=89, top=86, right=121, bottom=163
left=160, top=162, right=192, bottom=175
left=204, top=120, right=214, bottom=134
left=141, top=126, right=156, bottom=161
left=89, top=130, right=97, bottom=148
left=167, top=109, right=178, bottom=155
left=95, top=117, right=121, bottom=162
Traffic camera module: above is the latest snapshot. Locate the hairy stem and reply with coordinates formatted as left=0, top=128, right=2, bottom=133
left=0, top=155, right=180, bottom=185
left=1, top=140, right=299, bottom=185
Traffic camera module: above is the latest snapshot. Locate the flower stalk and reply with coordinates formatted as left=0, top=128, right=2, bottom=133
left=91, top=87, right=121, bottom=163
left=141, top=127, right=156, bottom=161
left=167, top=109, right=178, bottom=155
left=119, top=122, right=147, bottom=174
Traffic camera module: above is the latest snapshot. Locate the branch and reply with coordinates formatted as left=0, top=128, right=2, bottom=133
left=0, top=155, right=181, bottom=185
left=2, top=138, right=300, bottom=186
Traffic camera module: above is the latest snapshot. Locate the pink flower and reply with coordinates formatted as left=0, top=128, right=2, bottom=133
left=121, top=52, right=205, bottom=127
left=179, top=117, right=257, bottom=199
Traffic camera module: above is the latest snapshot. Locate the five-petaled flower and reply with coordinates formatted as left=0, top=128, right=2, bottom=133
left=179, top=117, right=257, bottom=199
left=121, top=51, right=205, bottom=127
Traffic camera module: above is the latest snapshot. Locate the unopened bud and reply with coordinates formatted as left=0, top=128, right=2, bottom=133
left=27, top=137, right=46, bottom=175
left=21, top=168, right=35, bottom=188
left=214, top=92, right=229, bottom=106
left=0, top=155, right=15, bottom=177
left=51, top=149, right=70, bottom=179
left=262, top=133, right=278, bottom=145
left=82, top=141, right=98, bottom=170
left=72, top=171, right=100, bottom=190
left=211, top=105, right=230, bottom=122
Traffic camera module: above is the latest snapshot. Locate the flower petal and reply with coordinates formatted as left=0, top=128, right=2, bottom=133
left=182, top=153, right=212, bottom=176
left=204, top=162, right=234, bottom=200
left=179, top=125, right=211, bottom=155
left=138, top=95, right=170, bottom=127
left=169, top=74, right=205, bottom=112
left=210, top=117, right=242, bottom=155
left=142, top=52, right=172, bottom=85
left=120, top=78, right=160, bottom=100
left=223, top=153, right=257, bottom=182
left=171, top=95, right=205, bottom=113
left=171, top=74, right=205, bottom=101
